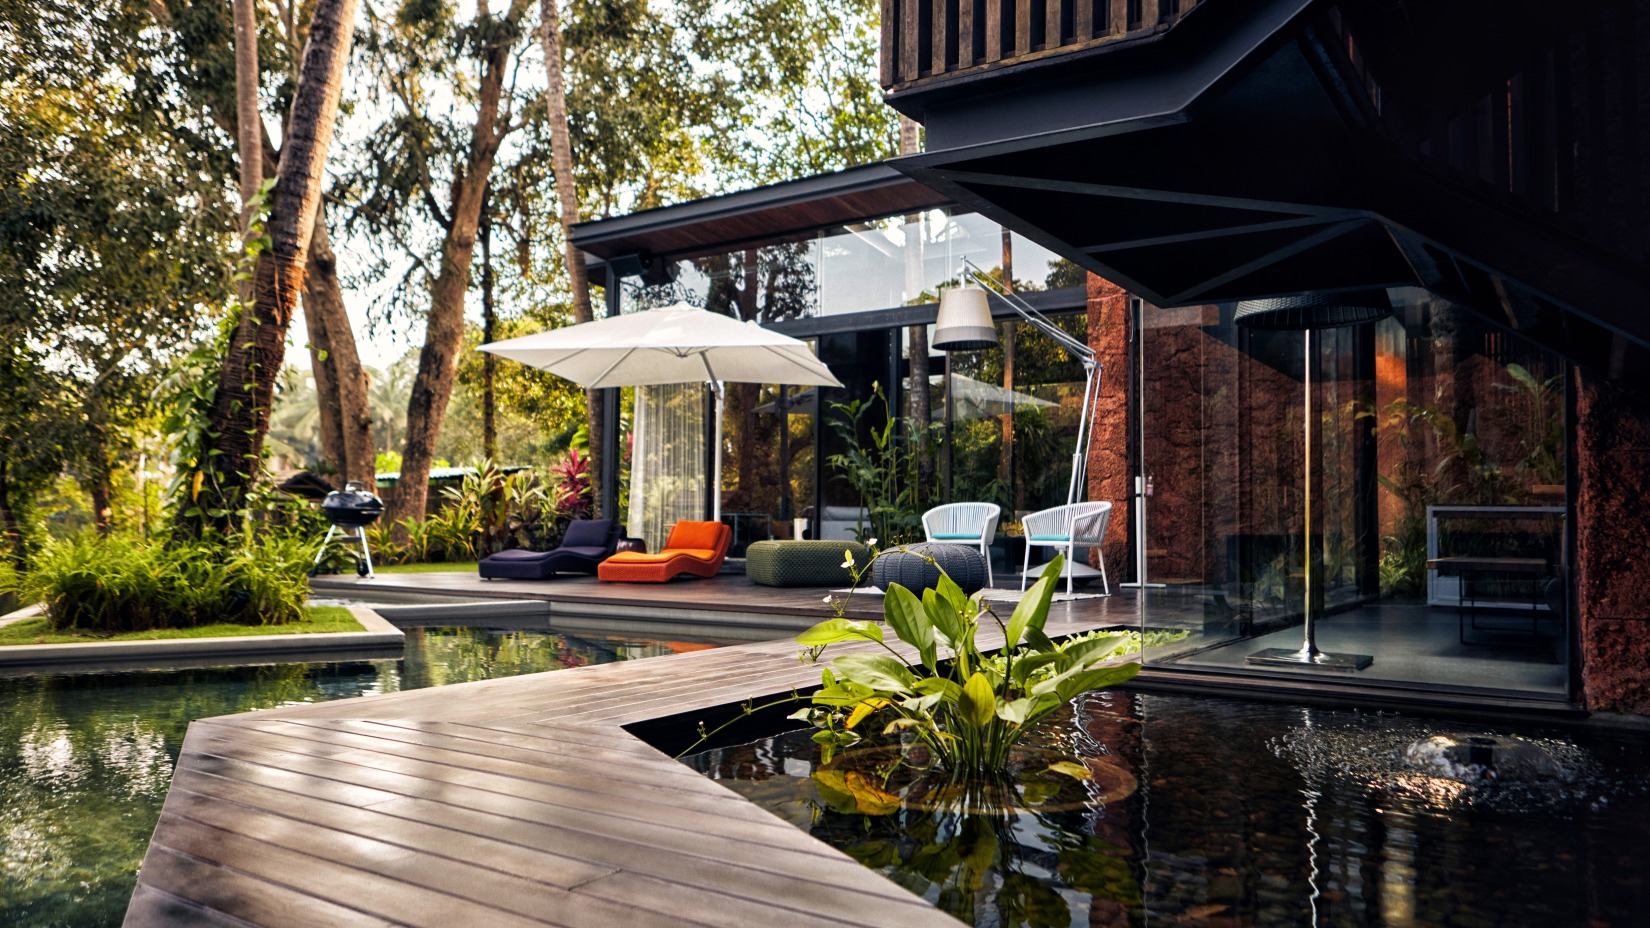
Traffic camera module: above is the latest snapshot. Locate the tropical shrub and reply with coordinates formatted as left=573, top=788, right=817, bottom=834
left=0, top=558, right=17, bottom=614
left=549, top=449, right=593, bottom=522
left=825, top=384, right=938, bottom=545
left=792, top=554, right=1140, bottom=776
left=13, top=533, right=311, bottom=632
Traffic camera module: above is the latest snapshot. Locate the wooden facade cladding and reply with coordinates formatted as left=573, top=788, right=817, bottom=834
left=880, top=0, right=1200, bottom=91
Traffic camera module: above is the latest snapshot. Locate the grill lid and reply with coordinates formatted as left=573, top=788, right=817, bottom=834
left=321, top=481, right=384, bottom=526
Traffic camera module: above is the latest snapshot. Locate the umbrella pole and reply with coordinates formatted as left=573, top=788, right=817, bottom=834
left=1247, top=329, right=1371, bottom=671
left=712, top=381, right=724, bottom=524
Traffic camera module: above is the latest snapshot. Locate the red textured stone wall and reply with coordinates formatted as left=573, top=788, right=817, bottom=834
left=1134, top=313, right=1304, bottom=589
left=1086, top=275, right=1132, bottom=577
left=1575, top=368, right=1650, bottom=714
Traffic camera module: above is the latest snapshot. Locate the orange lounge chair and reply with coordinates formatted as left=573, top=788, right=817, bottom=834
left=597, top=520, right=731, bottom=583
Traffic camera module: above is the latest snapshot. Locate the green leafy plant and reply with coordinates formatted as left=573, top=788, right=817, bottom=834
left=12, top=532, right=311, bottom=632
left=157, top=178, right=276, bottom=537
left=793, top=554, right=1139, bottom=776
left=1498, top=362, right=1564, bottom=488
left=825, top=383, right=937, bottom=545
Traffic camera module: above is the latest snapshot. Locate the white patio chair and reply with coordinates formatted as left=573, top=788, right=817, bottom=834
left=922, top=502, right=1002, bottom=587
left=1021, top=501, right=1112, bottom=596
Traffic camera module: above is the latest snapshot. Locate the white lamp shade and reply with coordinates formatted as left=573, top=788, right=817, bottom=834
left=933, top=286, right=999, bottom=351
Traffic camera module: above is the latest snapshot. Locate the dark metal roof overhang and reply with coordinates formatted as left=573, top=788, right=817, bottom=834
left=890, top=0, right=1650, bottom=382
left=570, top=163, right=954, bottom=267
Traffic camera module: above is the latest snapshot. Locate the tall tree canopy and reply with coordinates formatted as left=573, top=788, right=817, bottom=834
left=0, top=0, right=236, bottom=551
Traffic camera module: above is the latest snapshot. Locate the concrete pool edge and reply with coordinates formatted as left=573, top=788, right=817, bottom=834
left=0, top=604, right=403, bottom=672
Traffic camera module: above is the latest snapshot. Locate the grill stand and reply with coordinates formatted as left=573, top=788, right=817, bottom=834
left=311, top=523, right=376, bottom=579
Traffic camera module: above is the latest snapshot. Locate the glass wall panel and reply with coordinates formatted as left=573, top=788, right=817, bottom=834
left=1008, top=232, right=1088, bottom=292
left=607, top=210, right=1091, bottom=555
left=817, top=210, right=1007, bottom=316
left=618, top=242, right=819, bottom=319
left=943, top=311, right=1090, bottom=576
left=1137, top=288, right=1569, bottom=699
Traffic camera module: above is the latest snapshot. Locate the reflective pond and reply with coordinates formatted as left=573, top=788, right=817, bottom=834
left=687, top=692, right=1650, bottom=928
left=0, top=623, right=724, bottom=928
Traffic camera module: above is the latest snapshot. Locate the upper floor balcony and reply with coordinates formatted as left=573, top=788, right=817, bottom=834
left=880, top=0, right=1201, bottom=96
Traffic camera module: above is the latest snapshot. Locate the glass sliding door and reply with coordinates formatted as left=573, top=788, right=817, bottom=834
left=1137, top=289, right=1570, bottom=699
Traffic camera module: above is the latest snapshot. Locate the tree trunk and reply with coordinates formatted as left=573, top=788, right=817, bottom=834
left=899, top=116, right=932, bottom=486
left=303, top=258, right=345, bottom=479
left=540, top=0, right=600, bottom=510
left=82, top=405, right=114, bottom=535
left=999, top=228, right=1016, bottom=494
left=188, top=0, right=358, bottom=536
left=303, top=202, right=374, bottom=487
left=0, top=462, right=22, bottom=562
left=390, top=16, right=514, bottom=524
left=232, top=0, right=262, bottom=243
left=481, top=194, right=498, bottom=462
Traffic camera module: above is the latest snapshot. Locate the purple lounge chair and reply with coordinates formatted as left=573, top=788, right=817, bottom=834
left=478, top=519, right=621, bottom=580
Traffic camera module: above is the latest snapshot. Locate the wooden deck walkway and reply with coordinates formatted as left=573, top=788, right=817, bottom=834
left=312, top=569, right=1137, bottom=628
left=126, top=583, right=1129, bottom=927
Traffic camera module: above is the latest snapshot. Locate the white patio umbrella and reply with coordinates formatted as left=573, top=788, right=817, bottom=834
left=479, top=302, right=842, bottom=521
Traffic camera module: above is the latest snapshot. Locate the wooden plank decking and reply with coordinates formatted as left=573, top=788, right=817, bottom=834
left=313, top=570, right=1136, bottom=628
left=126, top=582, right=1128, bottom=927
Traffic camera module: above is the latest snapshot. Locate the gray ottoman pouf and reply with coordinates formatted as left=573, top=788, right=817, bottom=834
left=871, top=543, right=989, bottom=595
left=746, top=540, right=870, bottom=587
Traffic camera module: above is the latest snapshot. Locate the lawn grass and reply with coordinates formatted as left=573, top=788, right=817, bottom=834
left=371, top=561, right=480, bottom=574
left=0, top=605, right=364, bottom=645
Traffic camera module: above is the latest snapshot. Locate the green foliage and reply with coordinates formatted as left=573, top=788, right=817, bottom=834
left=795, top=554, right=1140, bottom=777
left=826, top=384, right=940, bottom=545
left=0, top=606, right=361, bottom=645
left=157, top=178, right=276, bottom=537
left=681, top=0, right=897, bottom=184
left=366, top=453, right=592, bottom=565
left=12, top=533, right=312, bottom=633
left=0, top=0, right=238, bottom=553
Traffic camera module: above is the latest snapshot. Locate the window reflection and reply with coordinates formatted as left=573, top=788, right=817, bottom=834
left=1137, top=288, right=1569, bottom=698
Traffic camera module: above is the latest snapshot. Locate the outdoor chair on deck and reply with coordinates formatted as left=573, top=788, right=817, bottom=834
left=1021, top=501, right=1112, bottom=596
left=922, top=502, right=1002, bottom=587
left=478, top=519, right=620, bottom=580
left=597, top=520, right=732, bottom=583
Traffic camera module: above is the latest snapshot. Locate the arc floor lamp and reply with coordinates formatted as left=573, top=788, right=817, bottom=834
left=932, top=257, right=1102, bottom=513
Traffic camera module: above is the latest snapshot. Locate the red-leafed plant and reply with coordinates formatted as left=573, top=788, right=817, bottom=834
left=550, top=449, right=593, bottom=521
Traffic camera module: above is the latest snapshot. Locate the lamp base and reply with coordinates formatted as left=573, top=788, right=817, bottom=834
left=1017, top=562, right=1102, bottom=581
left=1246, top=647, right=1373, bottom=671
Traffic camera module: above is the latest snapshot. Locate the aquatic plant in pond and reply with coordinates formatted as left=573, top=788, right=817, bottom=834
left=793, top=555, right=1139, bottom=784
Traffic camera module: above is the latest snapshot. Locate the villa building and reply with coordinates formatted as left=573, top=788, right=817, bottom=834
left=570, top=0, right=1650, bottom=716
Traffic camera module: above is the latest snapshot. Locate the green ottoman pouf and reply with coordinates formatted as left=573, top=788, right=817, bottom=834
left=746, top=540, right=870, bottom=587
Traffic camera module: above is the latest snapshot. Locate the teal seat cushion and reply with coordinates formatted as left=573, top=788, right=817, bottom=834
left=932, top=532, right=981, bottom=540
left=1029, top=534, right=1069, bottom=542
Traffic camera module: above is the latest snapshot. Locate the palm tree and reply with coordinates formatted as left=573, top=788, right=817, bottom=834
left=540, top=0, right=601, bottom=511
left=185, top=0, right=359, bottom=536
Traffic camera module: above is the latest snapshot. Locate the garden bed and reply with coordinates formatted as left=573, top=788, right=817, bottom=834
left=0, top=604, right=402, bottom=671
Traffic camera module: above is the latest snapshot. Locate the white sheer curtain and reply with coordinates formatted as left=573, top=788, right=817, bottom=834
left=627, top=383, right=707, bottom=552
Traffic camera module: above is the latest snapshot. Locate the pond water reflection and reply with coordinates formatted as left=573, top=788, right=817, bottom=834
left=688, top=692, right=1650, bottom=928
left=0, top=623, right=718, bottom=928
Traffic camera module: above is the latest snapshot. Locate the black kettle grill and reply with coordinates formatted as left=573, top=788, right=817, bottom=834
left=310, top=481, right=384, bottom=577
